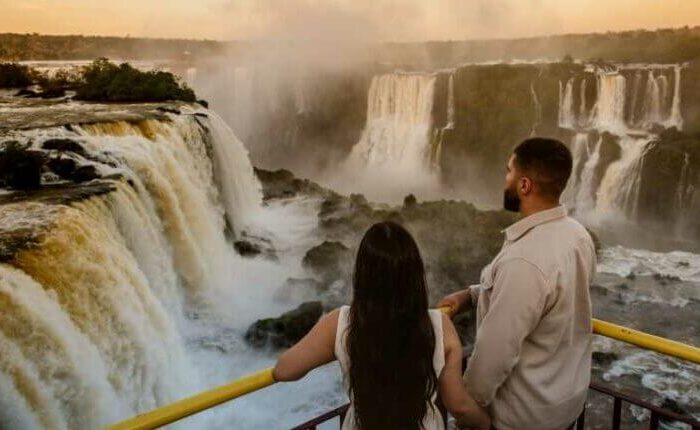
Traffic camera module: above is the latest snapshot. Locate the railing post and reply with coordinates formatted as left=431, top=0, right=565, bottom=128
left=650, top=412, right=660, bottom=430
left=612, top=397, right=622, bottom=430
left=576, top=406, right=585, bottom=430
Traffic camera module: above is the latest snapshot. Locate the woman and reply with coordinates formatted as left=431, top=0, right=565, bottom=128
left=274, top=222, right=490, bottom=430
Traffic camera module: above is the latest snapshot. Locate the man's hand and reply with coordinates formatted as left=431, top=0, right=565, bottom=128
left=437, top=289, right=472, bottom=318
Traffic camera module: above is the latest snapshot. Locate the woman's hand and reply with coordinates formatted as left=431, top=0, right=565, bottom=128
left=438, top=314, right=491, bottom=430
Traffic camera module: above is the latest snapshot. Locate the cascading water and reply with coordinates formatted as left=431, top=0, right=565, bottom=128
left=578, top=77, right=589, bottom=128
left=558, top=78, right=576, bottom=129
left=559, top=64, right=686, bottom=224
left=596, top=136, right=653, bottom=219
left=573, top=136, right=602, bottom=214
left=0, top=196, right=192, bottom=429
left=0, top=110, right=271, bottom=428
left=341, top=72, right=442, bottom=201
left=561, top=133, right=590, bottom=204
left=446, top=73, right=455, bottom=130
left=668, top=65, right=684, bottom=130
left=593, top=73, right=627, bottom=132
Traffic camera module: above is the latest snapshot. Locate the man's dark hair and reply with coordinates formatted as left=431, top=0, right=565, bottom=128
left=513, top=137, right=573, bottom=199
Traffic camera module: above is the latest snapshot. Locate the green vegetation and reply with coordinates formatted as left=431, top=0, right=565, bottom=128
left=0, top=58, right=196, bottom=102
left=0, top=63, right=35, bottom=88
left=74, top=59, right=196, bottom=102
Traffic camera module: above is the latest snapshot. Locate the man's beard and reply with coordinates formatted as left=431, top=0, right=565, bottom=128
left=503, top=187, right=521, bottom=212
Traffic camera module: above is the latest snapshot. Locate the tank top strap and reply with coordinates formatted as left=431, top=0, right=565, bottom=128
left=428, top=309, right=446, bottom=375
left=335, top=305, right=351, bottom=370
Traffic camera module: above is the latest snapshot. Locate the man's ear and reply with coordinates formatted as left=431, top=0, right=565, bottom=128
left=519, top=176, right=534, bottom=196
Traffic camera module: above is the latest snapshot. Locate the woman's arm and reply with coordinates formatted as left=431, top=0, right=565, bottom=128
left=273, top=308, right=339, bottom=382
left=438, top=314, right=491, bottom=430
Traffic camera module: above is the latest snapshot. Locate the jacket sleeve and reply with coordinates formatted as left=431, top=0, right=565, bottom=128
left=468, top=284, right=480, bottom=306
left=463, top=257, right=550, bottom=405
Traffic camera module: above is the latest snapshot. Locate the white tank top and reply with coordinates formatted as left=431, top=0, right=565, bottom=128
left=334, top=305, right=446, bottom=430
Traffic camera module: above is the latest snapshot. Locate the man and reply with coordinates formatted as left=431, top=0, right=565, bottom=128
left=439, top=138, right=597, bottom=430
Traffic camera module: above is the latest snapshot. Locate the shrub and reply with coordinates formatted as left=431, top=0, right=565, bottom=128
left=73, top=58, right=196, bottom=102
left=0, top=63, right=34, bottom=88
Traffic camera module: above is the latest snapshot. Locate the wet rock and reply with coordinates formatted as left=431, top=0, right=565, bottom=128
left=319, top=194, right=344, bottom=218
left=47, top=156, right=78, bottom=179
left=15, top=88, right=39, bottom=97
left=71, top=165, right=100, bottom=183
left=42, top=138, right=87, bottom=156
left=302, top=241, right=351, bottom=280
left=234, top=233, right=277, bottom=260
left=156, top=106, right=181, bottom=115
left=660, top=398, right=688, bottom=417
left=245, top=301, right=323, bottom=348
left=234, top=240, right=262, bottom=257
left=592, top=351, right=619, bottom=367
left=0, top=141, right=47, bottom=190
left=254, top=167, right=328, bottom=200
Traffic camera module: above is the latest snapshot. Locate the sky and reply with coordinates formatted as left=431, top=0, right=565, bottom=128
left=1, top=0, right=699, bottom=42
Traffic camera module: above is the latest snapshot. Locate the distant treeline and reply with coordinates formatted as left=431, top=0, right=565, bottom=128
left=0, top=33, right=226, bottom=61
left=1, top=26, right=700, bottom=66
left=378, top=26, right=700, bottom=68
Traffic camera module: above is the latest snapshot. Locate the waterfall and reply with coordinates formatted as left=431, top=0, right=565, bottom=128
left=628, top=71, right=643, bottom=126
left=343, top=72, right=441, bottom=200
left=593, top=73, right=627, bottom=132
left=446, top=74, right=455, bottom=129
left=1, top=196, right=192, bottom=429
left=563, top=133, right=590, bottom=201
left=668, top=65, right=684, bottom=130
left=0, top=111, right=266, bottom=428
left=574, top=136, right=602, bottom=214
left=675, top=153, right=692, bottom=214
left=578, top=78, right=588, bottom=128
left=641, top=71, right=663, bottom=127
left=530, top=81, right=542, bottom=135
left=203, top=111, right=263, bottom=235
left=596, top=136, right=653, bottom=218
left=558, top=78, right=576, bottom=129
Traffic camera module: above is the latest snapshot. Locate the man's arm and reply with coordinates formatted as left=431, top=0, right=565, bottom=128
left=464, top=258, right=549, bottom=405
left=438, top=285, right=480, bottom=317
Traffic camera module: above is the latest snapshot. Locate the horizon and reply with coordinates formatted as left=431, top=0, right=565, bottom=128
left=2, top=23, right=700, bottom=45
left=1, top=0, right=700, bottom=43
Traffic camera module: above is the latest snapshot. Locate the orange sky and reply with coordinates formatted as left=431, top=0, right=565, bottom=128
left=1, top=0, right=699, bottom=41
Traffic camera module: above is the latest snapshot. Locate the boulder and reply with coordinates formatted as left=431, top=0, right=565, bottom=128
left=47, top=156, right=78, bottom=179
left=245, top=301, right=323, bottom=348
left=302, top=241, right=351, bottom=280
left=42, top=138, right=87, bottom=156
left=71, top=165, right=100, bottom=183
left=592, top=351, right=619, bottom=367
left=0, top=141, right=46, bottom=190
left=234, top=240, right=262, bottom=257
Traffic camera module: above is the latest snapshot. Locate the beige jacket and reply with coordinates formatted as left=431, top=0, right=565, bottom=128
left=464, top=206, right=596, bottom=430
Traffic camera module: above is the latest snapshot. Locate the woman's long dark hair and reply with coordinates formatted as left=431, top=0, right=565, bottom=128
left=347, top=221, right=437, bottom=430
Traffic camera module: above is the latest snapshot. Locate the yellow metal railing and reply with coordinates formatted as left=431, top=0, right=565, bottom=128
left=107, top=310, right=700, bottom=430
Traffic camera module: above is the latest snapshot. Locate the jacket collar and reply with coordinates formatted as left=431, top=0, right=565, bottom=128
left=503, top=205, right=568, bottom=242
